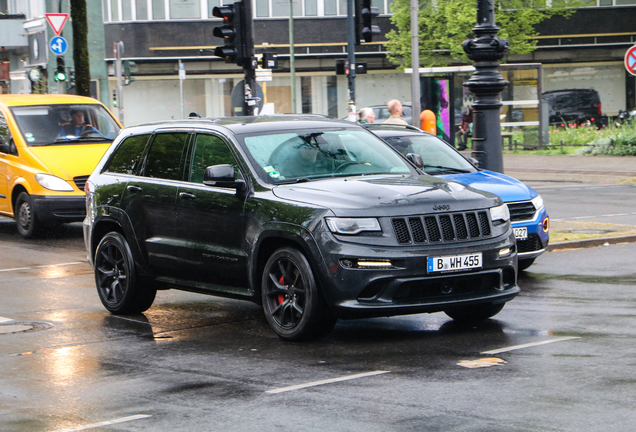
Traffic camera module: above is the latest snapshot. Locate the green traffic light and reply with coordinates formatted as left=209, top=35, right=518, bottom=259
left=54, top=70, right=66, bottom=81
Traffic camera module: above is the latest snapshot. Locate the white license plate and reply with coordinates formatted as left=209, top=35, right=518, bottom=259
left=427, top=253, right=482, bottom=273
left=513, top=227, right=528, bottom=240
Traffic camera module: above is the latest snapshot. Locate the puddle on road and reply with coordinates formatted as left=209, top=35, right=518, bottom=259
left=457, top=358, right=508, bottom=368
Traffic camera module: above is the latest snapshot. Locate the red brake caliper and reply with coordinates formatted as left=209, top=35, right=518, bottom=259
left=278, top=276, right=285, bottom=304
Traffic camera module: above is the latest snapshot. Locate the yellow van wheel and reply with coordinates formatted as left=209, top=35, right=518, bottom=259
left=15, top=192, right=40, bottom=239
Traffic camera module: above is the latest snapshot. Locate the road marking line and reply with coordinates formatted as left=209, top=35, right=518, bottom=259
left=0, top=262, right=84, bottom=273
left=0, top=316, right=14, bottom=323
left=49, top=414, right=152, bottom=432
left=481, top=337, right=581, bottom=355
left=266, top=370, right=390, bottom=394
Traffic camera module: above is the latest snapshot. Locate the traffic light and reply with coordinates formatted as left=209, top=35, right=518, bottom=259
left=112, top=88, right=118, bottom=107
left=67, top=68, right=75, bottom=89
left=212, top=2, right=245, bottom=66
left=123, top=60, right=136, bottom=85
left=54, top=56, right=66, bottom=81
left=355, top=0, right=381, bottom=44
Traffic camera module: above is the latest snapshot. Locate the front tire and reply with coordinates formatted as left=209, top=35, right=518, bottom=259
left=518, top=258, right=535, bottom=271
left=261, top=247, right=337, bottom=341
left=15, top=192, right=40, bottom=238
left=444, top=303, right=505, bottom=324
left=94, top=232, right=156, bottom=314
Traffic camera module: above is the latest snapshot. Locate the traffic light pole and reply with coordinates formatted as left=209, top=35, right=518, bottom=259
left=347, top=0, right=356, bottom=121
left=114, top=41, right=124, bottom=124
left=242, top=0, right=257, bottom=116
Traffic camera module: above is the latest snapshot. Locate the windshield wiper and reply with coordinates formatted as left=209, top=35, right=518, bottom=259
left=50, top=136, right=110, bottom=144
left=277, top=177, right=311, bottom=184
left=422, top=164, right=472, bottom=174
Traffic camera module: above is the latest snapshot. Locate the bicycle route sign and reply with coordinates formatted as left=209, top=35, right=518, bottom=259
left=625, top=45, right=636, bottom=76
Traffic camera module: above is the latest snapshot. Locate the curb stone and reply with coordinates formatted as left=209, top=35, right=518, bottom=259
left=546, top=234, right=636, bottom=252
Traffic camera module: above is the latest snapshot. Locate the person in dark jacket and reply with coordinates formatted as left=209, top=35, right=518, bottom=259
left=59, top=109, right=102, bottom=138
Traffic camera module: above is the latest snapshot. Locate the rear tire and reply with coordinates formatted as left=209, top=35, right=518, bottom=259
left=518, top=258, right=535, bottom=271
left=94, top=232, right=156, bottom=314
left=444, top=303, right=505, bottom=324
left=15, top=192, right=40, bottom=239
left=261, top=247, right=337, bottom=341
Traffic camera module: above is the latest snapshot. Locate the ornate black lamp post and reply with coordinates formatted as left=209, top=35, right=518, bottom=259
left=463, top=0, right=510, bottom=173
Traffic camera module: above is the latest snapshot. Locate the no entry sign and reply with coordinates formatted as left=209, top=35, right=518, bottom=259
left=625, top=45, right=636, bottom=76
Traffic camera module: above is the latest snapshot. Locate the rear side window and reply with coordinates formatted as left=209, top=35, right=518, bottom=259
left=143, top=132, right=189, bottom=180
left=106, top=134, right=150, bottom=174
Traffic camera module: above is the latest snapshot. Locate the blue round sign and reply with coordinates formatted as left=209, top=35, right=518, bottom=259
left=50, top=36, right=67, bottom=55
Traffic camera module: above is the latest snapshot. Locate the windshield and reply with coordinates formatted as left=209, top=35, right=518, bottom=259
left=383, top=134, right=478, bottom=175
left=10, top=104, right=121, bottom=146
left=240, top=128, right=414, bottom=183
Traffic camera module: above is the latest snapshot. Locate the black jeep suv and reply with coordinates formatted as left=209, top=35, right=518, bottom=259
left=84, top=116, right=519, bottom=340
left=542, top=89, right=608, bottom=128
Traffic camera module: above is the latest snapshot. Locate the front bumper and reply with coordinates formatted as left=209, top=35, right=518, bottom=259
left=32, top=195, right=86, bottom=224
left=313, top=230, right=518, bottom=320
left=512, top=206, right=549, bottom=259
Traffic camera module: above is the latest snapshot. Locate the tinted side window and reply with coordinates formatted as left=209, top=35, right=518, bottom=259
left=189, top=134, right=239, bottom=183
left=144, top=132, right=189, bottom=180
left=106, top=134, right=150, bottom=174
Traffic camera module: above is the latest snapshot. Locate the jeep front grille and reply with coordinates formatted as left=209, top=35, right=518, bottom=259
left=391, top=211, right=492, bottom=244
left=507, top=201, right=536, bottom=222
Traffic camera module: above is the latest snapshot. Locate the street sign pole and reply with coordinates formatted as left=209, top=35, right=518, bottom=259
left=114, top=42, right=124, bottom=124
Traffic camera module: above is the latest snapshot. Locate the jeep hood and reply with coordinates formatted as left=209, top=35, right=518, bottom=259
left=272, top=175, right=500, bottom=217
left=28, top=143, right=112, bottom=180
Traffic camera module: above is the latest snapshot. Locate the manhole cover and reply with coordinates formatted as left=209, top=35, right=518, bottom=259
left=0, top=322, right=52, bottom=335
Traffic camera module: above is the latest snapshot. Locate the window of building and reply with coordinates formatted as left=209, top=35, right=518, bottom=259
left=136, top=0, right=148, bottom=20
left=122, top=0, right=133, bottom=20
left=324, top=0, right=337, bottom=14
left=152, top=0, right=165, bottom=19
left=272, top=0, right=301, bottom=17
left=208, top=0, right=221, bottom=17
left=305, top=0, right=317, bottom=15
left=110, top=0, right=119, bottom=21
left=255, top=0, right=270, bottom=16
left=169, top=0, right=201, bottom=19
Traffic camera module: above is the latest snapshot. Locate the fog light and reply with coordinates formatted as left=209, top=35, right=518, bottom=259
left=498, top=247, right=512, bottom=258
left=341, top=258, right=394, bottom=269
left=543, top=217, right=549, bottom=232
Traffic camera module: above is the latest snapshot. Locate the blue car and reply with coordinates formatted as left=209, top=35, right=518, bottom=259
left=368, top=125, right=549, bottom=271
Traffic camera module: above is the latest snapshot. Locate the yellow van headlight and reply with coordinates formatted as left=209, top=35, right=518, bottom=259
left=35, top=174, right=74, bottom=192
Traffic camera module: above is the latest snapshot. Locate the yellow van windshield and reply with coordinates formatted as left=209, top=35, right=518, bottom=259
left=10, top=104, right=121, bottom=146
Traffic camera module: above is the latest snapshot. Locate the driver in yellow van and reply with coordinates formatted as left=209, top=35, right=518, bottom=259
left=59, top=108, right=102, bottom=138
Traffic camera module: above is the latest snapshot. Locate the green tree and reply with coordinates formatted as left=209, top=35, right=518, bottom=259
left=71, top=0, right=91, bottom=96
left=386, top=0, right=580, bottom=68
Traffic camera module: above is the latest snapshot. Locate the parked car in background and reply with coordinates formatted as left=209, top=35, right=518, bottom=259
left=542, top=89, right=608, bottom=128
left=84, top=116, right=519, bottom=340
left=370, top=104, right=413, bottom=125
left=0, top=94, right=121, bottom=238
left=367, top=124, right=549, bottom=271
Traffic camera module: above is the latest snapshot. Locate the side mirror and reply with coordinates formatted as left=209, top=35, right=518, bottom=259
left=406, top=152, right=424, bottom=169
left=203, top=164, right=245, bottom=190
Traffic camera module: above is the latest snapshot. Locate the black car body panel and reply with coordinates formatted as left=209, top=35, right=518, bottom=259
left=84, top=116, right=519, bottom=337
left=542, top=89, right=608, bottom=128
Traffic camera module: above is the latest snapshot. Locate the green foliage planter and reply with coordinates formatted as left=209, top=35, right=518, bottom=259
left=547, top=122, right=636, bottom=156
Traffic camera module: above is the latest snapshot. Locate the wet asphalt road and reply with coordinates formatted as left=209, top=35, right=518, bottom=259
left=1, top=184, right=636, bottom=432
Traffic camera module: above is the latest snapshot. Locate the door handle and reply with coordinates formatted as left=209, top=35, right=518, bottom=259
left=127, top=185, right=142, bottom=193
left=179, top=192, right=196, bottom=200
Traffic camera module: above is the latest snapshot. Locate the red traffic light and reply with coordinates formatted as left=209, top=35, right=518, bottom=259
left=212, top=6, right=234, bottom=21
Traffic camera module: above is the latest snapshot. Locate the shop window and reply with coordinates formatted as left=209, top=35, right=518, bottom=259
left=152, top=0, right=165, bottom=18
left=272, top=0, right=301, bottom=17
left=324, top=0, right=337, bottom=14
left=338, top=0, right=346, bottom=15
left=372, top=0, right=384, bottom=14
left=122, top=0, right=133, bottom=20
left=255, top=0, right=269, bottom=16
left=305, top=0, right=317, bottom=15
left=137, top=0, right=148, bottom=19
left=110, top=0, right=119, bottom=21
left=170, top=0, right=201, bottom=18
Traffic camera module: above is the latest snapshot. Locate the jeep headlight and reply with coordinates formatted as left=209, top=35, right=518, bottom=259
left=531, top=194, right=544, bottom=210
left=35, top=174, right=74, bottom=192
left=325, top=217, right=381, bottom=235
left=489, top=204, right=510, bottom=223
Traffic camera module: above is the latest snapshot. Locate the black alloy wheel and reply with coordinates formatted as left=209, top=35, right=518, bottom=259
left=261, top=247, right=336, bottom=341
left=15, top=192, right=39, bottom=238
left=444, top=302, right=505, bottom=324
left=94, top=232, right=156, bottom=314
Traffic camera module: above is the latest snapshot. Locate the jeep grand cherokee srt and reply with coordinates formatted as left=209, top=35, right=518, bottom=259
left=84, top=116, right=519, bottom=340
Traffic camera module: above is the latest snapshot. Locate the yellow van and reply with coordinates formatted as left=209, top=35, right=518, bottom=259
left=0, top=94, right=121, bottom=238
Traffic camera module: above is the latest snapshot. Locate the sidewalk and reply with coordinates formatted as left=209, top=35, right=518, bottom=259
left=499, top=154, right=636, bottom=251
